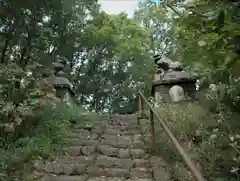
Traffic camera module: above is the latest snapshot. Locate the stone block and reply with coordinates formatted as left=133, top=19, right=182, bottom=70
left=117, top=149, right=131, bottom=158
left=87, top=165, right=107, bottom=177
left=129, top=168, right=152, bottom=179
left=98, top=145, right=117, bottom=157
left=52, top=175, right=88, bottom=181
left=95, top=155, right=117, bottom=167
left=130, top=149, right=146, bottom=159
left=105, top=168, right=129, bottom=177
left=65, top=146, right=82, bottom=156
left=114, top=159, right=134, bottom=169
left=134, top=159, right=150, bottom=168
left=82, top=145, right=96, bottom=155
left=75, top=156, right=96, bottom=165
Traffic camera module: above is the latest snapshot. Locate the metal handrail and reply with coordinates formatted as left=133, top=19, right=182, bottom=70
left=138, top=91, right=206, bottom=181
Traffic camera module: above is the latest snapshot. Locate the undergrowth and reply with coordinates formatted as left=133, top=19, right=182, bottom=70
left=0, top=103, right=95, bottom=181
left=154, top=102, right=240, bottom=181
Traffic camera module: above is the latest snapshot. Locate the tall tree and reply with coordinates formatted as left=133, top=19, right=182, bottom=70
left=73, top=12, right=154, bottom=112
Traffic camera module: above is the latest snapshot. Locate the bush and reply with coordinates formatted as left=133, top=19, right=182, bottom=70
left=154, top=101, right=240, bottom=181
left=0, top=103, right=95, bottom=181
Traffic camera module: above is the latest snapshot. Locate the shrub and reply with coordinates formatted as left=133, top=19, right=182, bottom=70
left=0, top=103, right=95, bottom=181
left=154, top=101, right=240, bottom=181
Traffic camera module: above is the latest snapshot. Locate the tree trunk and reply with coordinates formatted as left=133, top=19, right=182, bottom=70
left=1, top=37, right=10, bottom=63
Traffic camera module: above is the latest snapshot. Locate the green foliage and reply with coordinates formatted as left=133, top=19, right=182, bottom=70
left=169, top=1, right=240, bottom=112
left=0, top=0, right=154, bottom=113
left=154, top=102, right=240, bottom=181
left=136, top=0, right=240, bottom=180
left=75, top=12, right=154, bottom=112
left=0, top=103, right=94, bottom=181
left=0, top=51, right=94, bottom=181
left=0, top=63, right=57, bottom=131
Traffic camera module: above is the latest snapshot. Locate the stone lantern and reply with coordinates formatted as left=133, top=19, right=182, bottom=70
left=48, top=57, right=75, bottom=104
left=152, top=55, right=198, bottom=103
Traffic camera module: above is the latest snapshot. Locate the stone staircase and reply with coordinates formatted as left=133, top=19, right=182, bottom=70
left=33, top=114, right=171, bottom=181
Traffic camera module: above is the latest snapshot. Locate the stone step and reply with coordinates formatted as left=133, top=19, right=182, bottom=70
left=33, top=114, right=171, bottom=181
left=104, top=124, right=140, bottom=130
left=87, top=178, right=125, bottom=181
left=64, top=143, right=147, bottom=157
left=87, top=165, right=129, bottom=177
left=39, top=175, right=154, bottom=181
left=104, top=130, right=140, bottom=136
left=86, top=166, right=152, bottom=179
left=97, top=145, right=147, bottom=159
left=87, top=178, right=153, bottom=181
left=34, top=156, right=97, bottom=171
left=94, top=155, right=151, bottom=169
left=70, top=132, right=100, bottom=139
left=69, top=139, right=99, bottom=146
left=64, top=145, right=98, bottom=156
left=35, top=156, right=151, bottom=175
left=40, top=175, right=88, bottom=181
left=44, top=163, right=86, bottom=175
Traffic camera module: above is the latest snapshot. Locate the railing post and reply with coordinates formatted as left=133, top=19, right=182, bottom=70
left=138, top=91, right=206, bottom=181
left=137, top=93, right=142, bottom=125
left=150, top=104, right=156, bottom=152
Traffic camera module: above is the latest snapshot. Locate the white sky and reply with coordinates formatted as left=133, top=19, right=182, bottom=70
left=98, top=0, right=139, bottom=17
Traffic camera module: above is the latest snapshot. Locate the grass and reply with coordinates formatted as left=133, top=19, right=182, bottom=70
left=0, top=103, right=96, bottom=181
left=151, top=101, right=239, bottom=181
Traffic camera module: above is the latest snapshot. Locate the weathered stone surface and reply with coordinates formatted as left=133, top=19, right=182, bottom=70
left=105, top=168, right=129, bottom=177
left=65, top=146, right=82, bottom=156
left=78, top=130, right=91, bottom=138
left=37, top=174, right=52, bottom=181
left=95, top=155, right=117, bottom=167
left=45, top=163, right=64, bottom=174
left=105, top=129, right=120, bottom=135
left=114, top=159, right=134, bottom=169
left=70, top=139, right=83, bottom=146
left=63, top=165, right=75, bottom=175
left=75, top=156, right=96, bottom=165
left=73, top=164, right=87, bottom=175
left=87, top=178, right=125, bottom=181
left=100, top=134, right=117, bottom=147
left=55, top=156, right=75, bottom=165
left=98, top=145, right=117, bottom=157
left=87, top=165, right=107, bottom=177
left=101, top=134, right=117, bottom=141
left=128, top=125, right=140, bottom=131
left=169, top=85, right=186, bottom=102
left=108, top=139, right=118, bottom=147
left=122, top=129, right=139, bottom=135
left=150, top=156, right=168, bottom=168
left=92, top=127, right=103, bottom=134
left=82, top=139, right=99, bottom=146
left=52, top=175, right=88, bottom=181
left=132, top=134, right=142, bottom=141
left=126, top=179, right=153, bottom=181
left=134, top=159, right=150, bottom=168
left=129, top=168, right=152, bottom=179
left=130, top=149, right=146, bottom=159
left=116, top=141, right=129, bottom=149
left=152, top=168, right=171, bottom=181
left=117, top=149, right=130, bottom=158
left=131, top=141, right=145, bottom=149
left=34, top=114, right=172, bottom=181
left=44, top=163, right=55, bottom=173
left=118, top=136, right=132, bottom=142
left=82, top=146, right=96, bottom=155
left=150, top=156, right=171, bottom=181
left=33, top=160, right=45, bottom=171
left=62, top=164, right=86, bottom=175
left=91, top=133, right=100, bottom=140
